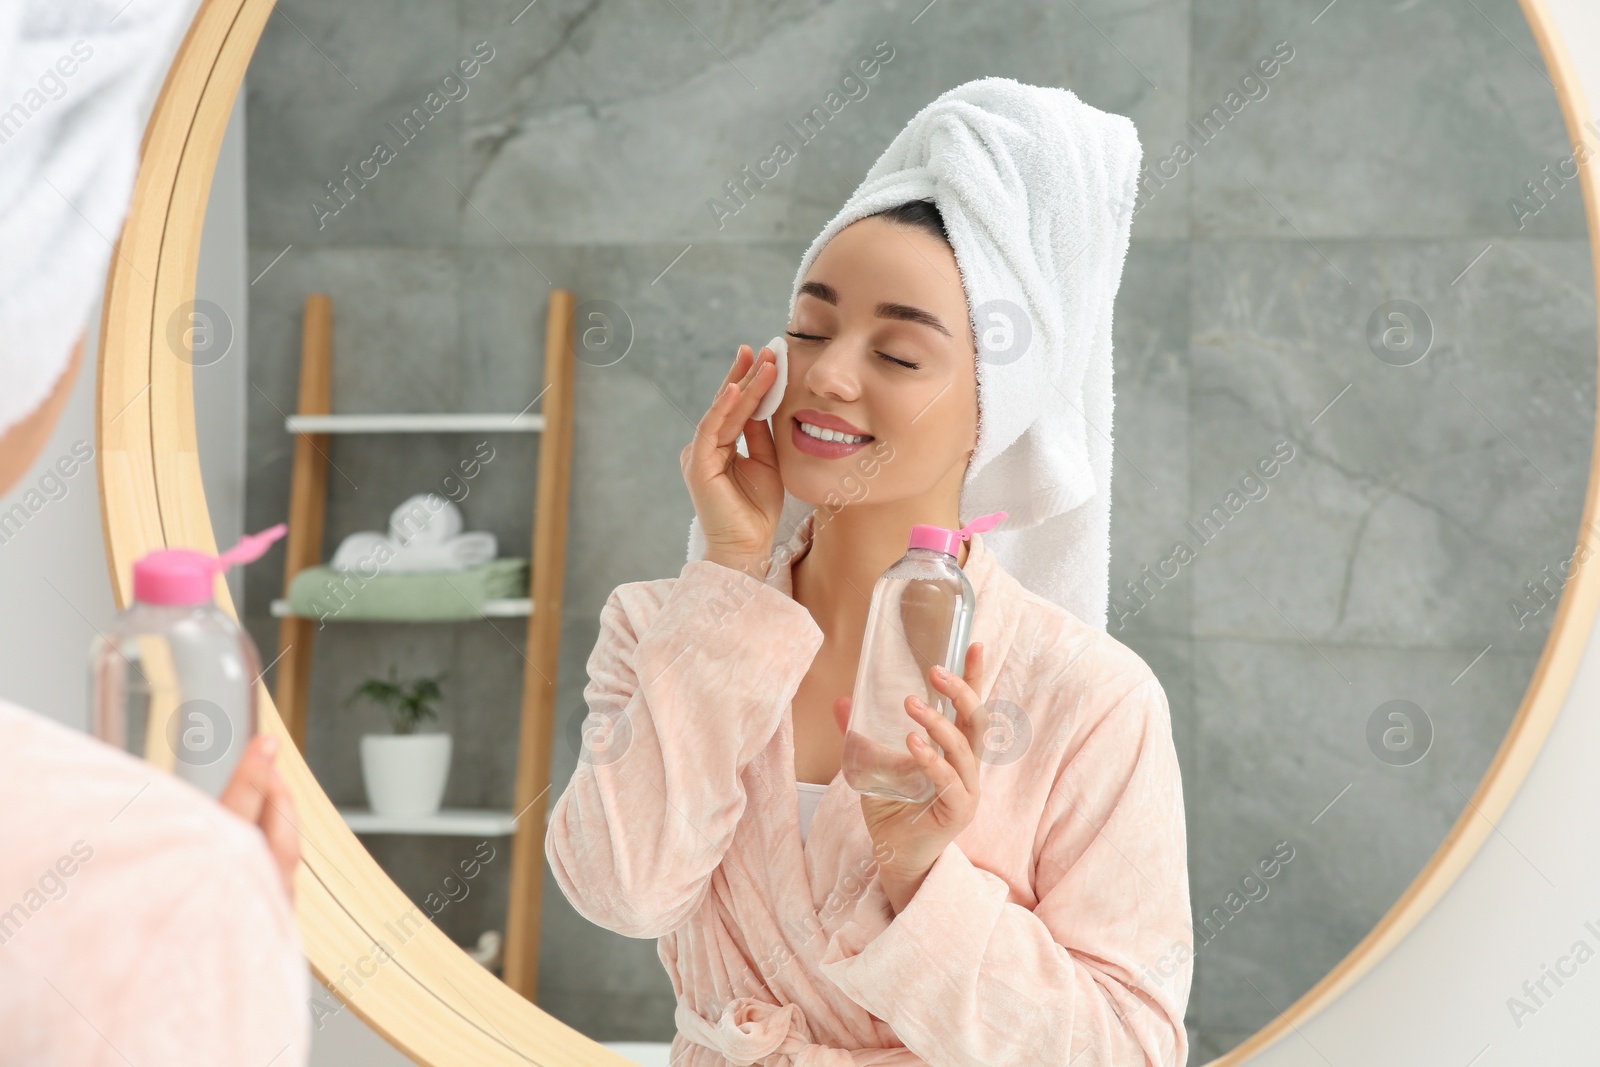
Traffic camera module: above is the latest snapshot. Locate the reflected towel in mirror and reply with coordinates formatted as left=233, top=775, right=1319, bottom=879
left=287, top=557, right=529, bottom=620
left=330, top=530, right=498, bottom=573
left=330, top=493, right=499, bottom=573
left=389, top=492, right=464, bottom=547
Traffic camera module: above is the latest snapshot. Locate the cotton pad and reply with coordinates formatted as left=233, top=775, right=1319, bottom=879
left=750, top=334, right=787, bottom=423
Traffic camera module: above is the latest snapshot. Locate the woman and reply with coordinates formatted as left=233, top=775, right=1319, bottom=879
left=546, top=82, right=1192, bottom=1067
left=0, top=1, right=308, bottom=1062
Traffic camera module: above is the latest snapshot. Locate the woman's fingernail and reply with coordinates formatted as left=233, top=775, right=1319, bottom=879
left=932, top=666, right=949, bottom=681
left=261, top=736, right=279, bottom=758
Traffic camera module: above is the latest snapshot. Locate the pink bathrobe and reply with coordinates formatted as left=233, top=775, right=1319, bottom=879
left=0, top=697, right=309, bottom=1065
left=546, top=511, right=1193, bottom=1066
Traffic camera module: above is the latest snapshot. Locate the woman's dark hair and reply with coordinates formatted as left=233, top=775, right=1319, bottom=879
left=870, top=199, right=950, bottom=247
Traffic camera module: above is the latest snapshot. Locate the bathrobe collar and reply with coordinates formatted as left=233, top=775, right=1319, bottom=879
left=761, top=506, right=1018, bottom=709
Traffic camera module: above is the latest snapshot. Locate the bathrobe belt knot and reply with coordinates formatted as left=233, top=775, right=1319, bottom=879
left=675, top=996, right=856, bottom=1066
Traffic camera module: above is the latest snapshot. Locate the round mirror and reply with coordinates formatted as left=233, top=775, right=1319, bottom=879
left=99, top=0, right=1598, bottom=1063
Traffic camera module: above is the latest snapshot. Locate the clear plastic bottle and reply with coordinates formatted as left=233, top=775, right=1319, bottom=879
left=90, top=524, right=288, bottom=799
left=842, top=510, right=1008, bottom=802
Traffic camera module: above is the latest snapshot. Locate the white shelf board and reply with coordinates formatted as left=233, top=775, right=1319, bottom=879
left=285, top=412, right=544, bottom=434
left=338, top=807, right=519, bottom=837
left=270, top=597, right=532, bottom=619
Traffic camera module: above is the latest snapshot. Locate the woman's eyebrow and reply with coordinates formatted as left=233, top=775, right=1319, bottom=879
left=877, top=300, right=953, bottom=339
left=798, top=280, right=953, bottom=339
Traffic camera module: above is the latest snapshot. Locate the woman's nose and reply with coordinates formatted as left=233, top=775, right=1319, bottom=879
left=803, top=339, right=863, bottom=401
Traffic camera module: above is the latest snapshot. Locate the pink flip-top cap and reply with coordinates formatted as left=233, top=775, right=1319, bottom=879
left=131, top=524, right=288, bottom=605
left=908, top=511, right=1009, bottom=558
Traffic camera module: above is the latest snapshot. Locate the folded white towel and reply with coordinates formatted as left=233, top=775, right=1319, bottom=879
left=332, top=493, right=498, bottom=574
left=391, top=532, right=497, bottom=573
left=388, top=492, right=463, bottom=548
left=688, top=77, right=1142, bottom=631
left=329, top=531, right=392, bottom=573
left=329, top=530, right=499, bottom=575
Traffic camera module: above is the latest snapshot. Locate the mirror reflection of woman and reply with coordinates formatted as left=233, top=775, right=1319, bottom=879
left=547, top=79, right=1193, bottom=1066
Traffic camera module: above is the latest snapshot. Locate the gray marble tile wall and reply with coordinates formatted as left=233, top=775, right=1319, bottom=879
left=237, top=0, right=1594, bottom=1061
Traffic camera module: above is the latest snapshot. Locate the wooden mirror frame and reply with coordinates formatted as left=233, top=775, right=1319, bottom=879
left=95, top=0, right=1600, bottom=1062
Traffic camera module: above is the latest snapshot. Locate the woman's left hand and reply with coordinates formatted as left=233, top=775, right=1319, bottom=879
left=832, top=642, right=986, bottom=913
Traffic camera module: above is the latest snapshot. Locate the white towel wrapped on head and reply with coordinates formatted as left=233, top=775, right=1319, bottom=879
left=688, top=76, right=1142, bottom=631
left=0, top=0, right=204, bottom=437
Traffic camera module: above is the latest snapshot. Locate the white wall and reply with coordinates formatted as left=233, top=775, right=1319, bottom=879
left=0, top=288, right=118, bottom=727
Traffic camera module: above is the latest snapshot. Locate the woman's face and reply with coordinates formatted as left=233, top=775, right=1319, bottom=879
left=774, top=215, right=979, bottom=511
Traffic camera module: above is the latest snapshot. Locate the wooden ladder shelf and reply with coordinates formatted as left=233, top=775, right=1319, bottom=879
left=271, top=290, right=575, bottom=1002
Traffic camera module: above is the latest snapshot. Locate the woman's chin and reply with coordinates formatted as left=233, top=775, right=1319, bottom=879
left=776, top=441, right=897, bottom=507
left=773, top=465, right=839, bottom=507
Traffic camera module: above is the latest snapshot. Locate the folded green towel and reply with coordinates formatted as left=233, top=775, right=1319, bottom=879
left=287, top=558, right=529, bottom=622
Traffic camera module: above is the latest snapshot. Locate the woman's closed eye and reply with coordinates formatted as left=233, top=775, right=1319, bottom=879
left=785, top=331, right=921, bottom=371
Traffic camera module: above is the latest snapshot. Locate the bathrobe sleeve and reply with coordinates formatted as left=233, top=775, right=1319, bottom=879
left=545, top=559, right=824, bottom=940
left=0, top=698, right=310, bottom=1067
left=816, top=673, right=1193, bottom=1067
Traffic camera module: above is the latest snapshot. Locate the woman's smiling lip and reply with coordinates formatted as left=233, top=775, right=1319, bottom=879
left=791, top=419, right=872, bottom=458
left=792, top=408, right=872, bottom=437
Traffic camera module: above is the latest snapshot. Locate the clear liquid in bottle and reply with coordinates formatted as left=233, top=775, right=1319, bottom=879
left=841, top=511, right=1007, bottom=803
left=92, top=603, right=263, bottom=797
left=90, top=525, right=287, bottom=798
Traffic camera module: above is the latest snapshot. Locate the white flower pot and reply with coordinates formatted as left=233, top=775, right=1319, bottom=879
left=361, top=733, right=452, bottom=817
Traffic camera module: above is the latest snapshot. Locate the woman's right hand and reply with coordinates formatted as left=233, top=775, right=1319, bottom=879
left=681, top=343, right=783, bottom=578
left=217, top=735, right=300, bottom=904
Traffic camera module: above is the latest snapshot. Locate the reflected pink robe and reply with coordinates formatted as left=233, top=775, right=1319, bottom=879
left=546, top=512, right=1193, bottom=1066
left=0, top=698, right=310, bottom=1065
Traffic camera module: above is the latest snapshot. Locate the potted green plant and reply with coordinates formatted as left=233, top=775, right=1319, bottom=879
left=346, top=667, right=452, bottom=818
